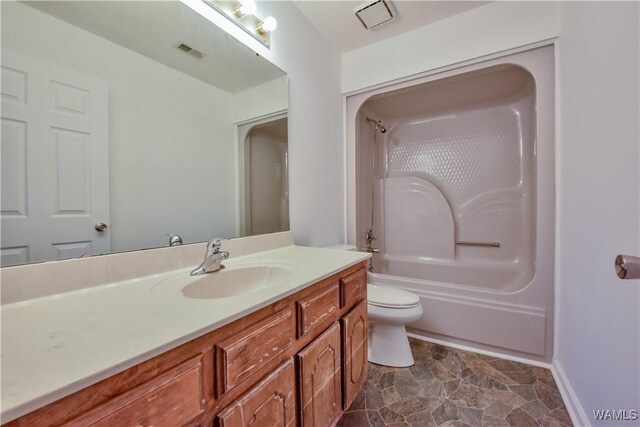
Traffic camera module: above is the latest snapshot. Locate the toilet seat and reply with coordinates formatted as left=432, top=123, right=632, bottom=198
left=367, top=284, right=420, bottom=309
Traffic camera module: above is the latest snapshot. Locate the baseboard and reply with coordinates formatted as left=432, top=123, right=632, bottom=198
left=551, top=359, right=590, bottom=427
left=407, top=332, right=552, bottom=369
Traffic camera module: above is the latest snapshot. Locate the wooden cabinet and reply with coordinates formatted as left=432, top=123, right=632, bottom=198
left=297, top=282, right=340, bottom=338
left=217, top=359, right=297, bottom=427
left=341, top=301, right=368, bottom=409
left=6, top=263, right=367, bottom=427
left=298, top=322, right=342, bottom=427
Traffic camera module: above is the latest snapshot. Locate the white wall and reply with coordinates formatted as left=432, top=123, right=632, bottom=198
left=233, top=75, right=288, bottom=123
left=342, top=2, right=640, bottom=425
left=2, top=2, right=237, bottom=253
left=191, top=1, right=344, bottom=246
left=555, top=3, right=639, bottom=426
left=257, top=1, right=344, bottom=247
left=342, top=1, right=559, bottom=94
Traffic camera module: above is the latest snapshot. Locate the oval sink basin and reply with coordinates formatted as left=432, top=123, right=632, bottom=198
left=181, top=265, right=292, bottom=299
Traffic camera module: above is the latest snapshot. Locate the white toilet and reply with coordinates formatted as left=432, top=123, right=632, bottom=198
left=323, top=244, right=423, bottom=367
left=367, top=284, right=423, bottom=367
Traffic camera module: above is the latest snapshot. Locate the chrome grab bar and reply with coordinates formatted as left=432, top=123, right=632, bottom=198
left=455, top=241, right=501, bottom=248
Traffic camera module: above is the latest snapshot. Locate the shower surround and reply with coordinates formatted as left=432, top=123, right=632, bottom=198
left=346, top=46, right=555, bottom=362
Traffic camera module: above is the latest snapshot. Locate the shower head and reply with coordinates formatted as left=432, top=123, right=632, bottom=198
left=366, top=117, right=387, bottom=133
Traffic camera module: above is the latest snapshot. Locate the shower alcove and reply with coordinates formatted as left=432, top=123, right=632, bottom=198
left=346, top=46, right=555, bottom=362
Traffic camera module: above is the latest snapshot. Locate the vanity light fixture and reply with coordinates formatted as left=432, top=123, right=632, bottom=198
left=204, top=0, right=277, bottom=48
left=233, top=0, right=256, bottom=18
left=256, top=16, right=277, bottom=34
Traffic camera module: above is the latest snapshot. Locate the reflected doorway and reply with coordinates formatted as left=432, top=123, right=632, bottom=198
left=238, top=114, right=288, bottom=236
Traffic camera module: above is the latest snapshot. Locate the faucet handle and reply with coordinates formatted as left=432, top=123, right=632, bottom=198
left=206, top=238, right=224, bottom=253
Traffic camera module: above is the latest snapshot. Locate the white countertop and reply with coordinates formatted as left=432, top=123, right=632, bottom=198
left=0, top=245, right=369, bottom=422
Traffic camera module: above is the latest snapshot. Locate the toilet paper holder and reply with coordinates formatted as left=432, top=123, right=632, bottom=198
left=615, top=255, right=640, bottom=279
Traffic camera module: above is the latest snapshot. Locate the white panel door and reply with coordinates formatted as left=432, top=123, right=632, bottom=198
left=1, top=50, right=109, bottom=266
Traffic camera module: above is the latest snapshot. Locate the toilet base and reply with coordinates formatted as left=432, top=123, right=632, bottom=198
left=368, top=322, right=415, bottom=367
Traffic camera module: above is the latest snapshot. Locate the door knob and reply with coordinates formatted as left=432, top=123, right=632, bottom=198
left=95, top=223, right=109, bottom=232
left=615, top=255, right=640, bottom=279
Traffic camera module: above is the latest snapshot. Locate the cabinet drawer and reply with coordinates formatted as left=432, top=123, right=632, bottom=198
left=67, top=356, right=204, bottom=427
left=298, top=323, right=342, bottom=427
left=217, top=358, right=297, bottom=427
left=297, top=282, right=340, bottom=337
left=340, top=268, right=366, bottom=308
left=216, top=308, right=294, bottom=394
left=341, top=300, right=368, bottom=410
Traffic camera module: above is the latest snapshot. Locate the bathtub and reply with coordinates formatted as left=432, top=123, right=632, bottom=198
left=373, top=255, right=529, bottom=293
left=346, top=45, right=556, bottom=362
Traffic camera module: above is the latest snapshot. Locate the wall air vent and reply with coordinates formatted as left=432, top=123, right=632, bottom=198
left=354, top=0, right=394, bottom=30
left=177, top=43, right=205, bottom=59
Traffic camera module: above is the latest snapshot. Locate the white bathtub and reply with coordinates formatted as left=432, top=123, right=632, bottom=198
left=373, top=254, right=530, bottom=293
left=346, top=45, right=556, bottom=362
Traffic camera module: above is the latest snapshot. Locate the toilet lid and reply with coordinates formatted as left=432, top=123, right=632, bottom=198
left=367, top=284, right=420, bottom=308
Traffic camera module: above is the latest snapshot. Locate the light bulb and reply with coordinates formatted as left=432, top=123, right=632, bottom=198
left=258, top=16, right=277, bottom=33
left=234, top=0, right=256, bottom=17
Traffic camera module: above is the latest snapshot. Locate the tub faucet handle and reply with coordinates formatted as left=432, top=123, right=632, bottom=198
left=365, top=229, right=376, bottom=246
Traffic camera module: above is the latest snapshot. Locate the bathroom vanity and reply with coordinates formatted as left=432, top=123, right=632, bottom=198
left=1, top=236, right=370, bottom=426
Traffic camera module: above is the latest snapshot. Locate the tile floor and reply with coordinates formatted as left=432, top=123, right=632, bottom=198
left=338, top=338, right=572, bottom=427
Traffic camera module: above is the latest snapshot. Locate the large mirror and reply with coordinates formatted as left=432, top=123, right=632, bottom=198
left=1, top=1, right=289, bottom=267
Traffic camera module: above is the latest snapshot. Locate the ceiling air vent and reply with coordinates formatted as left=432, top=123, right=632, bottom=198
left=177, top=43, right=205, bottom=59
left=354, top=0, right=394, bottom=30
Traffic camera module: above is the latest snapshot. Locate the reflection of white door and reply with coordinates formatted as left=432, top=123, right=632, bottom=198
left=1, top=50, right=109, bottom=266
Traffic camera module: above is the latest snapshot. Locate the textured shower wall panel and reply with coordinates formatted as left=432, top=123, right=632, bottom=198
left=383, top=176, right=454, bottom=260
left=386, top=105, right=527, bottom=263
left=387, top=107, right=522, bottom=207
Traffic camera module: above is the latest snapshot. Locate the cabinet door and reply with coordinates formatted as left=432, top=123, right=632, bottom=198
left=341, top=301, right=368, bottom=410
left=298, top=323, right=342, bottom=427
left=217, top=359, right=296, bottom=427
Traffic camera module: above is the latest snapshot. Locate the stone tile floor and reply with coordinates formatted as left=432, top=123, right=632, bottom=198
left=338, top=338, right=572, bottom=427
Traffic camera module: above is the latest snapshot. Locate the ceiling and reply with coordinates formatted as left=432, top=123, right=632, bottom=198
left=293, top=1, right=489, bottom=53
left=25, top=1, right=285, bottom=93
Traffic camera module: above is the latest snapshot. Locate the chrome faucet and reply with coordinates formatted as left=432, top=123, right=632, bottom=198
left=364, top=229, right=380, bottom=272
left=190, top=239, right=229, bottom=276
left=364, top=229, right=380, bottom=254
left=365, top=229, right=376, bottom=248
